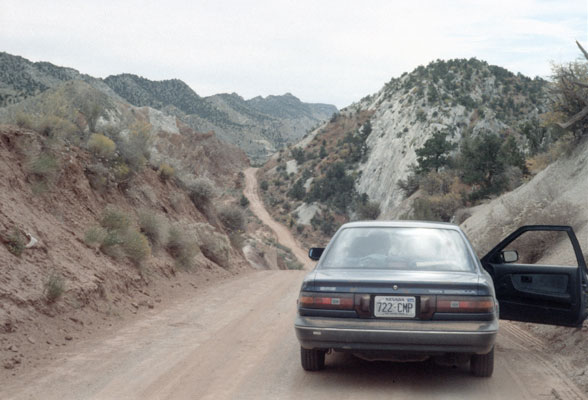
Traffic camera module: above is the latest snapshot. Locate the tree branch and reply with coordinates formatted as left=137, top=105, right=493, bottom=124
left=577, top=40, right=588, bottom=61
left=557, top=105, right=588, bottom=129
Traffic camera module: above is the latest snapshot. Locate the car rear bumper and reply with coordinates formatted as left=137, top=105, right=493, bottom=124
left=295, top=316, right=498, bottom=355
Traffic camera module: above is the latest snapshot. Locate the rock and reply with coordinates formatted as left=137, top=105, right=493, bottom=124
left=8, top=345, right=18, bottom=352
left=147, top=303, right=154, bottom=309
left=131, top=302, right=139, bottom=309
left=64, top=336, right=73, bottom=341
left=27, top=336, right=35, bottom=344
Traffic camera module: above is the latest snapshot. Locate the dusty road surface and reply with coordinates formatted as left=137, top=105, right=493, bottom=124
left=244, top=167, right=312, bottom=269
left=3, top=168, right=586, bottom=400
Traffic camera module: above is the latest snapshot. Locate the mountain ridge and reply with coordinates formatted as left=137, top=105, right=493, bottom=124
left=0, top=52, right=337, bottom=162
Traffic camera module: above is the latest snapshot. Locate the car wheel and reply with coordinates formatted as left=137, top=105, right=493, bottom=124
left=300, top=347, right=326, bottom=371
left=470, top=347, right=494, bottom=377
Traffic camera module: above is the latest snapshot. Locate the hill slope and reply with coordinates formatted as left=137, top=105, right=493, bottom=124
left=258, top=58, right=551, bottom=246
left=0, top=52, right=337, bottom=162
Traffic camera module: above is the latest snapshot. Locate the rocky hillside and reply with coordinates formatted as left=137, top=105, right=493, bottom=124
left=106, top=74, right=336, bottom=162
left=258, top=58, right=556, bottom=247
left=0, top=78, right=304, bottom=373
left=0, top=52, right=337, bottom=162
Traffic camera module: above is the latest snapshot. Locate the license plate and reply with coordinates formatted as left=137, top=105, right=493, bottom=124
left=374, top=296, right=416, bottom=318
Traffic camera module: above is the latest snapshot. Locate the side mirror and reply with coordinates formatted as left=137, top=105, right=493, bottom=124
left=501, top=250, right=519, bottom=263
left=309, top=247, right=325, bottom=261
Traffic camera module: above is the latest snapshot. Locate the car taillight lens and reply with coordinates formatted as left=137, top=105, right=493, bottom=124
left=298, top=292, right=354, bottom=310
left=436, top=296, right=494, bottom=313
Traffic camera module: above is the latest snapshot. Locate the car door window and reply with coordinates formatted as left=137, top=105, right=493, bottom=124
left=503, top=230, right=578, bottom=267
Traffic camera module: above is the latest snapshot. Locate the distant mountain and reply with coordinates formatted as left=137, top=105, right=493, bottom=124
left=103, top=74, right=229, bottom=124
left=0, top=52, right=121, bottom=105
left=0, top=52, right=337, bottom=162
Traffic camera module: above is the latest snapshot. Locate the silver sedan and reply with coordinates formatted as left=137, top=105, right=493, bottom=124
left=295, top=221, right=588, bottom=377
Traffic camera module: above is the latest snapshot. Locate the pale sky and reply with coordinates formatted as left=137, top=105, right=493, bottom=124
left=1, top=0, right=586, bottom=108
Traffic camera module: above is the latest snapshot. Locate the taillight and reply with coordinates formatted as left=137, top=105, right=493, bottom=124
left=298, top=292, right=354, bottom=310
left=436, top=296, right=494, bottom=313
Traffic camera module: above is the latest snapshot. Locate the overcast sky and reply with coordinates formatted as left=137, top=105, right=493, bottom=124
left=1, top=0, right=586, bottom=108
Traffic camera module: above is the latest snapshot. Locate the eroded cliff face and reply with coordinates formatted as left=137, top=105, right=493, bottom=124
left=351, top=59, right=545, bottom=217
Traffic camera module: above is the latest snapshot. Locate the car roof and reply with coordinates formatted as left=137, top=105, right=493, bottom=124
left=339, top=220, right=461, bottom=231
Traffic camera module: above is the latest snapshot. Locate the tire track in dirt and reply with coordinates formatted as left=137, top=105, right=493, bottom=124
left=498, top=321, right=586, bottom=399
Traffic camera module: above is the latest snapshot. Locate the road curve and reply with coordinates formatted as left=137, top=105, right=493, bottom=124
left=244, top=167, right=312, bottom=269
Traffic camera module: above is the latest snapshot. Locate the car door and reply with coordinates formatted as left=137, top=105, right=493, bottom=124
left=481, top=225, right=588, bottom=327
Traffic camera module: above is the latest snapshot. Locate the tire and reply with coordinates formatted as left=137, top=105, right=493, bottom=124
left=300, top=347, right=326, bottom=371
left=470, top=347, right=494, bottom=377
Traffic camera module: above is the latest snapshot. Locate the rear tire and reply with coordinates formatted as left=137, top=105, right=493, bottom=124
left=300, top=347, right=326, bottom=371
left=470, top=347, right=494, bottom=377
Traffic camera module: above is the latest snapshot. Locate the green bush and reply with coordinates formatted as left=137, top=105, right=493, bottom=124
left=239, top=194, right=250, bottom=207
left=260, top=180, right=269, bottom=191
left=87, top=133, right=116, bottom=159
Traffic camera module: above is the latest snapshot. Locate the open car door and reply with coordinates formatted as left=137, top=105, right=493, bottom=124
left=481, top=225, right=588, bottom=327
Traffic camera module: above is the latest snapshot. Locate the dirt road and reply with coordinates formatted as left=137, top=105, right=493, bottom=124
left=2, top=169, right=586, bottom=399
left=243, top=167, right=312, bottom=269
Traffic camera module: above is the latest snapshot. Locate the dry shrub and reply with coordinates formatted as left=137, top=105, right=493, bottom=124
left=356, top=201, right=380, bottom=220
left=412, top=193, right=462, bottom=222
left=158, top=163, right=175, bottom=181
left=112, top=162, right=132, bottom=183
left=85, top=163, right=111, bottom=192
left=14, top=113, right=34, bottom=129
left=91, top=206, right=152, bottom=267
left=228, top=232, right=245, bottom=250
left=28, top=152, right=60, bottom=181
left=84, top=226, right=108, bottom=247
left=1, top=229, right=26, bottom=257
left=166, top=225, right=199, bottom=270
left=194, top=223, right=231, bottom=269
left=170, top=193, right=185, bottom=213
left=188, top=178, right=216, bottom=209
left=218, top=206, right=245, bottom=233
left=138, top=211, right=167, bottom=248
left=44, top=272, right=65, bottom=303
left=101, top=206, right=132, bottom=232
left=87, top=133, right=116, bottom=159
left=527, top=134, right=575, bottom=174
left=121, top=230, right=151, bottom=266
left=35, top=115, right=77, bottom=139
left=421, top=171, right=454, bottom=195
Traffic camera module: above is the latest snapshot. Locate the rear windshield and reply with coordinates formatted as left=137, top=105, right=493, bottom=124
left=320, top=227, right=476, bottom=272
